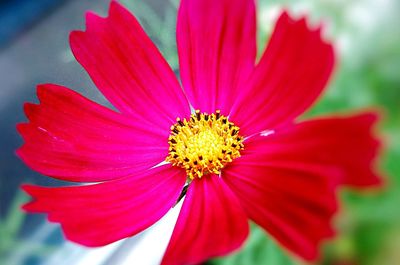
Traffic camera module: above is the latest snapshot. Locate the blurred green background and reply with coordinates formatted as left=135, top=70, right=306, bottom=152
left=0, top=0, right=399, bottom=264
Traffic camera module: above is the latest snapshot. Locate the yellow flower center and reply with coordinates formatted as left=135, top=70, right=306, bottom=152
left=166, top=110, right=244, bottom=179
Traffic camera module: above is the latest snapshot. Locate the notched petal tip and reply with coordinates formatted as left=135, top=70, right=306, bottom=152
left=36, top=84, right=73, bottom=105
left=20, top=202, right=34, bottom=213
left=36, top=83, right=49, bottom=92
left=68, top=29, right=82, bottom=40
left=23, top=103, right=39, bottom=120
left=354, top=111, right=386, bottom=189
left=277, top=9, right=291, bottom=22
left=107, top=0, right=137, bottom=28
left=278, top=9, right=334, bottom=43
left=85, top=11, right=107, bottom=32
left=69, top=30, right=86, bottom=52
left=358, top=111, right=381, bottom=124
left=16, top=122, right=28, bottom=134
left=20, top=183, right=34, bottom=193
left=14, top=145, right=25, bottom=161
left=36, top=83, right=54, bottom=102
left=277, top=9, right=308, bottom=26
left=20, top=184, right=38, bottom=212
left=109, top=0, right=125, bottom=15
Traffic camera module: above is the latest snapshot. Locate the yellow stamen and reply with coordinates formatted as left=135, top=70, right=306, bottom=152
left=166, top=110, right=244, bottom=179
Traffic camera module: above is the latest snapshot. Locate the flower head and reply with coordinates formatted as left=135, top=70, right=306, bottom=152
left=18, top=0, right=382, bottom=264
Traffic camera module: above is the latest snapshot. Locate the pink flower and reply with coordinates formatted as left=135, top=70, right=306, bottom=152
left=18, top=0, right=382, bottom=264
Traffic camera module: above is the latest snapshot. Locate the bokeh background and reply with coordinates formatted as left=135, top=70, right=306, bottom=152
left=0, top=0, right=399, bottom=264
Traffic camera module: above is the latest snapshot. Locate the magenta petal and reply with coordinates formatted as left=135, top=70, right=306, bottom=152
left=17, top=84, right=169, bottom=182
left=177, top=0, right=256, bottom=114
left=224, top=164, right=337, bottom=260
left=229, top=12, right=335, bottom=136
left=162, top=175, right=249, bottom=265
left=22, top=165, right=186, bottom=247
left=223, top=113, right=382, bottom=260
left=242, top=113, right=382, bottom=187
left=70, top=1, right=190, bottom=130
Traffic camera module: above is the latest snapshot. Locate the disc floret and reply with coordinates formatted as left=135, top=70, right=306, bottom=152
left=166, top=110, right=244, bottom=179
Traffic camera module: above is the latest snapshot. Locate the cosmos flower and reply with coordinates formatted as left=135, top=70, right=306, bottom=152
left=18, top=0, right=382, bottom=264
